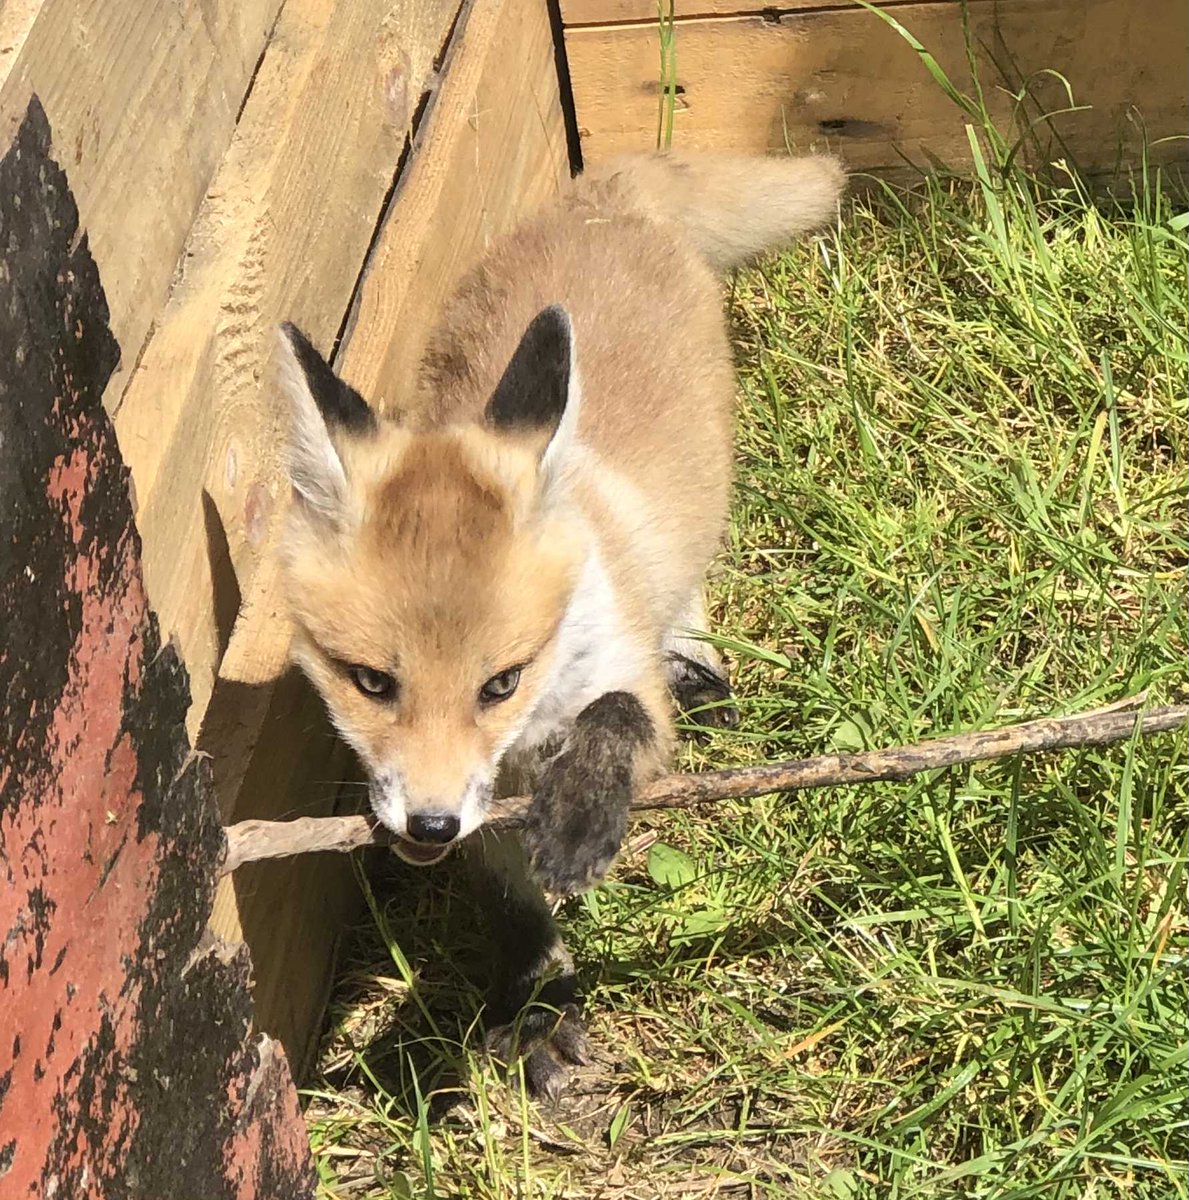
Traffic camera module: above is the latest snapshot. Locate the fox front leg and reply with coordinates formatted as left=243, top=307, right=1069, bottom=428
left=663, top=588, right=741, bottom=737
left=523, top=689, right=668, bottom=895
left=467, top=829, right=590, bottom=1101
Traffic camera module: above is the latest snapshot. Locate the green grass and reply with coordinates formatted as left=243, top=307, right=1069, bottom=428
left=656, top=0, right=677, bottom=151
left=303, top=133, right=1188, bottom=1200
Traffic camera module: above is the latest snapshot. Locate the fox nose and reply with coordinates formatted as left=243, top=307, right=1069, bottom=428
left=406, top=812, right=460, bottom=845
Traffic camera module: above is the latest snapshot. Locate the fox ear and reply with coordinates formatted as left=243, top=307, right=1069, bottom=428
left=276, top=322, right=376, bottom=521
left=486, top=305, right=580, bottom=479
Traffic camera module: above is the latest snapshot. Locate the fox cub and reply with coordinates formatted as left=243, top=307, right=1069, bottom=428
left=277, top=151, right=844, bottom=1098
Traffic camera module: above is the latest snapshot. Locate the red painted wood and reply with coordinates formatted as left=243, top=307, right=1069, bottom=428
left=0, top=97, right=317, bottom=1199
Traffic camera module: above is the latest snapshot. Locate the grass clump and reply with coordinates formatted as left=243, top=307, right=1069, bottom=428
left=304, top=160, right=1187, bottom=1200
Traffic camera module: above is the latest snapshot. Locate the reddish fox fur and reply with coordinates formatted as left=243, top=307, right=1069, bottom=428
left=277, top=151, right=845, bottom=1097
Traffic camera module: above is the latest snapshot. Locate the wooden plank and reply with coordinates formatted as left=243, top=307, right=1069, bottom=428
left=564, top=0, right=1189, bottom=172
left=211, top=673, right=360, bottom=1078
left=0, top=100, right=316, bottom=1198
left=112, top=0, right=461, bottom=740
left=100, top=0, right=463, bottom=1072
left=338, top=0, right=573, bottom=404
left=0, top=0, right=285, bottom=406
left=560, top=0, right=948, bottom=22
left=0, top=0, right=44, bottom=91
left=206, top=0, right=571, bottom=1073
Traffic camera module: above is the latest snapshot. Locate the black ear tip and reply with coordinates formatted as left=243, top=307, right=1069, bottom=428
left=280, top=320, right=316, bottom=357
left=278, top=321, right=376, bottom=434
left=281, top=321, right=334, bottom=382
left=485, top=303, right=574, bottom=435
left=520, top=304, right=573, bottom=374
left=534, top=304, right=572, bottom=343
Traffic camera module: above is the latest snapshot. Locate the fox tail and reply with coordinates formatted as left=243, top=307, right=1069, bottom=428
left=594, top=151, right=845, bottom=271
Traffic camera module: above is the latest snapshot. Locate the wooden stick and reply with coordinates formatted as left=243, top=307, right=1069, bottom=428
left=219, top=701, right=1187, bottom=875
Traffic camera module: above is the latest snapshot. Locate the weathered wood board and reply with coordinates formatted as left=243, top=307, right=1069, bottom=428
left=112, top=0, right=462, bottom=742
left=0, top=0, right=285, bottom=410
left=202, top=0, right=572, bottom=1073
left=0, top=1, right=44, bottom=81
left=564, top=0, right=1189, bottom=172
left=562, top=0, right=848, bottom=20
left=0, top=98, right=317, bottom=1200
left=341, top=0, right=573, bottom=406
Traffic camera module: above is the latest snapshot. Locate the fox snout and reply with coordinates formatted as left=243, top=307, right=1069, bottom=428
left=370, top=768, right=492, bottom=864
left=406, top=812, right=460, bottom=844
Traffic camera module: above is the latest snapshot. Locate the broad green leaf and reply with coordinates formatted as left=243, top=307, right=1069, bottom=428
left=647, top=842, right=697, bottom=889
left=824, top=1168, right=860, bottom=1198
left=829, top=718, right=866, bottom=753
left=675, top=908, right=729, bottom=941
left=608, top=1100, right=632, bottom=1148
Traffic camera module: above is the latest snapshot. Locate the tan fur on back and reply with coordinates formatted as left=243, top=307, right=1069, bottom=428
left=415, top=171, right=739, bottom=628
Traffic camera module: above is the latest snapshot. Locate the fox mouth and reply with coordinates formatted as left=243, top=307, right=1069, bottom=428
left=391, top=839, right=453, bottom=867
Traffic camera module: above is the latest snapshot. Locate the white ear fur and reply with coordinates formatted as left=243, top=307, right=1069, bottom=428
left=538, top=334, right=583, bottom=496
left=276, top=327, right=348, bottom=523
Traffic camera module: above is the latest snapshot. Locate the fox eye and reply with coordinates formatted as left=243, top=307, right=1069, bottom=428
left=479, top=667, right=521, bottom=705
left=349, top=665, right=397, bottom=701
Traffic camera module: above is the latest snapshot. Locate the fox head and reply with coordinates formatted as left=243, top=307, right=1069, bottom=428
left=275, top=308, right=585, bottom=863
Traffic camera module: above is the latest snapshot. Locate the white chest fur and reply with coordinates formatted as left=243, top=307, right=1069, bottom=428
left=508, top=539, right=648, bottom=764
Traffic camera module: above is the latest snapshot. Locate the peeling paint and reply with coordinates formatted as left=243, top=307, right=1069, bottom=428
left=0, top=98, right=316, bottom=1199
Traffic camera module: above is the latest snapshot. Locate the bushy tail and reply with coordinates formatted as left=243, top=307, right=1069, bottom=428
left=592, top=152, right=845, bottom=272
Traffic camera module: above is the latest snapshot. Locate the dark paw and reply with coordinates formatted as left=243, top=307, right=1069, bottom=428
left=666, top=653, right=740, bottom=736
left=523, top=771, right=627, bottom=894
left=523, top=692, right=650, bottom=895
left=486, top=1001, right=590, bottom=1103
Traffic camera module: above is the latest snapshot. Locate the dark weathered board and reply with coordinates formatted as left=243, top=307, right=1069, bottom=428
left=0, top=97, right=316, bottom=1198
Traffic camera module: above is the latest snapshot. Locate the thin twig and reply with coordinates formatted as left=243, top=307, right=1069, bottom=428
left=219, top=701, right=1187, bottom=875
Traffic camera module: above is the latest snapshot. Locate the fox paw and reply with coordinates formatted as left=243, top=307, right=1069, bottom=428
left=665, top=653, right=740, bottom=737
left=523, top=762, right=628, bottom=894
left=486, top=1002, right=590, bottom=1103
left=523, top=692, right=649, bottom=895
